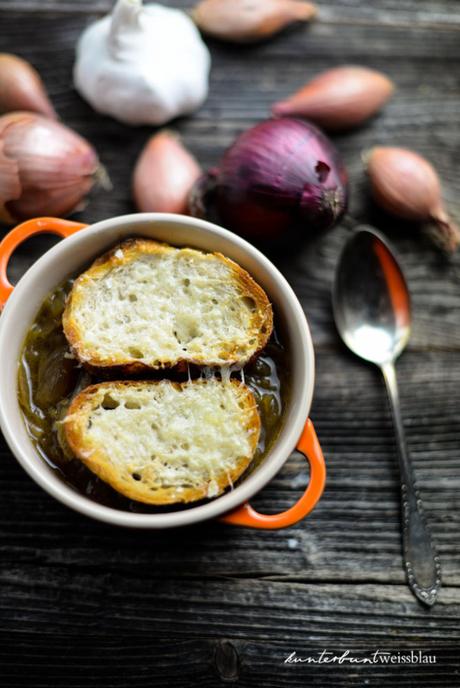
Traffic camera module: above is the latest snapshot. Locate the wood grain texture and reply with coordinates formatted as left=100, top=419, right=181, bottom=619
left=0, top=636, right=458, bottom=688
left=0, top=0, right=459, bottom=685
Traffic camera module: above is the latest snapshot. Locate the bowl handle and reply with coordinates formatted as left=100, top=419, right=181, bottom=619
left=0, top=217, right=88, bottom=308
left=220, top=418, right=326, bottom=529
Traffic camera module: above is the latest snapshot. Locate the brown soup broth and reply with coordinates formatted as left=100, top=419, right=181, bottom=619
left=18, top=279, right=290, bottom=513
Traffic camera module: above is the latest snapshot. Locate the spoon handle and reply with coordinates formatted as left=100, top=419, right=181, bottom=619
left=381, top=361, right=441, bottom=606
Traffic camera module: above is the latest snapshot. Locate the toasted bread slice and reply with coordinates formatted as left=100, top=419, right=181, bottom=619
left=63, top=239, right=273, bottom=372
left=63, top=378, right=260, bottom=505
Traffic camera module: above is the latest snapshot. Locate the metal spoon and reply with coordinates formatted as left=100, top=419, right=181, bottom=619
left=332, top=226, right=441, bottom=606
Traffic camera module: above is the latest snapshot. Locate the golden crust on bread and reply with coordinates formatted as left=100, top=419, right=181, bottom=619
left=63, top=378, right=260, bottom=505
left=62, top=239, right=273, bottom=372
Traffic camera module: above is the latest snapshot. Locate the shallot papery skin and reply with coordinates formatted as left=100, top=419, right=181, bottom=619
left=367, top=147, right=460, bottom=252
left=133, top=131, right=201, bottom=214
left=208, top=118, right=348, bottom=240
left=0, top=53, right=57, bottom=118
left=191, top=0, right=316, bottom=44
left=0, top=112, right=100, bottom=223
left=272, top=66, right=394, bottom=131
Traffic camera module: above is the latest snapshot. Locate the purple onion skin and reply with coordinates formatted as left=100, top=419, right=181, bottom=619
left=213, top=118, right=348, bottom=240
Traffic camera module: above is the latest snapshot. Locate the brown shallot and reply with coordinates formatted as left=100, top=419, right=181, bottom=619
left=366, top=146, right=460, bottom=252
left=191, top=0, right=316, bottom=44
left=272, top=66, right=394, bottom=131
left=133, top=131, right=202, bottom=214
left=0, top=112, right=102, bottom=224
left=0, top=53, right=57, bottom=119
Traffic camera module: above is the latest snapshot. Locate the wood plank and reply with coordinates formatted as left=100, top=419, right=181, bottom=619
left=0, top=634, right=457, bottom=688
left=0, top=1, right=459, bottom=682
left=1, top=0, right=460, bottom=27
left=1, top=351, right=458, bottom=586
left=0, top=573, right=459, bottom=638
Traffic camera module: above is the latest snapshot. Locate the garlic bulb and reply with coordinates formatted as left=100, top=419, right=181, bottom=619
left=73, top=0, right=211, bottom=126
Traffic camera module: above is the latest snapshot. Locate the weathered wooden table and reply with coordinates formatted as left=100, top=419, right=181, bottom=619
left=1, top=1, right=459, bottom=685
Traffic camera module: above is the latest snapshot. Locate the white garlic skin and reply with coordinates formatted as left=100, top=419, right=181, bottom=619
left=73, top=0, right=211, bottom=126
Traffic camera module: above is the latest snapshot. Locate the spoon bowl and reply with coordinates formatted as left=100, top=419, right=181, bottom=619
left=333, top=228, right=411, bottom=365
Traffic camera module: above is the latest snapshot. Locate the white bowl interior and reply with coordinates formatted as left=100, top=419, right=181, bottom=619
left=0, top=214, right=314, bottom=528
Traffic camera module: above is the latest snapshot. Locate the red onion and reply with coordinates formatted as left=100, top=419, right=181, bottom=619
left=190, top=118, right=348, bottom=241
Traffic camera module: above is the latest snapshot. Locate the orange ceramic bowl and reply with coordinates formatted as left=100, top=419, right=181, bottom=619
left=0, top=214, right=325, bottom=529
